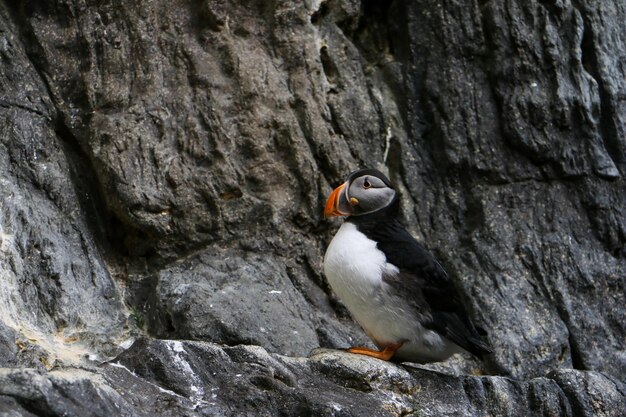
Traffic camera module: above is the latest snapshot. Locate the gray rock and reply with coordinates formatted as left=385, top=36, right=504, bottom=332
left=0, top=0, right=624, bottom=415
left=144, top=248, right=322, bottom=356
left=2, top=340, right=625, bottom=416
left=0, top=2, right=128, bottom=370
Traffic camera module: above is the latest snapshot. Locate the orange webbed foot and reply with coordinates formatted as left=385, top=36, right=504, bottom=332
left=345, top=343, right=403, bottom=361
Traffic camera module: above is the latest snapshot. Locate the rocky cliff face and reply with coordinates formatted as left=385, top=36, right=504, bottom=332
left=0, top=0, right=624, bottom=416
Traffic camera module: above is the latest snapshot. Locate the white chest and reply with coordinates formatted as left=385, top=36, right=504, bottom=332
left=323, top=222, right=463, bottom=362
left=323, top=222, right=387, bottom=290
left=323, top=223, right=395, bottom=334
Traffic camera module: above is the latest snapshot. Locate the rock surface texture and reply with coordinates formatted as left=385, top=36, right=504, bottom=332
left=0, top=0, right=624, bottom=416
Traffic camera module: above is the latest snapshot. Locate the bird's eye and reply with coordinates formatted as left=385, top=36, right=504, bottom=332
left=363, top=179, right=371, bottom=189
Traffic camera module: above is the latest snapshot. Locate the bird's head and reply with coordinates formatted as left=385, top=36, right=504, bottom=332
left=324, top=168, right=397, bottom=218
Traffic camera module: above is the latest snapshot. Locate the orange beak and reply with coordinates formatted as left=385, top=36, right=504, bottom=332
left=324, top=182, right=350, bottom=218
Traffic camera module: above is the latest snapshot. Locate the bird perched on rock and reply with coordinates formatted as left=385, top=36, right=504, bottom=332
left=323, top=168, right=491, bottom=363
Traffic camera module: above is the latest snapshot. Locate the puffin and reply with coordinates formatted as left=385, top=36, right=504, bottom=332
left=323, top=168, right=491, bottom=362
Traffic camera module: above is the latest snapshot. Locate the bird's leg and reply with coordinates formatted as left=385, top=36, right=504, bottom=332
left=346, top=342, right=403, bottom=361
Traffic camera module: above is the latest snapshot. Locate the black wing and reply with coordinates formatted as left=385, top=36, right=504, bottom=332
left=353, top=217, right=491, bottom=356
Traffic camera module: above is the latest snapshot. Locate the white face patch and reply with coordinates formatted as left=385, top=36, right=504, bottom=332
left=346, top=175, right=396, bottom=216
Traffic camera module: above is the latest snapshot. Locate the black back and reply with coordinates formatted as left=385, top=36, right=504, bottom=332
left=348, top=199, right=492, bottom=357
